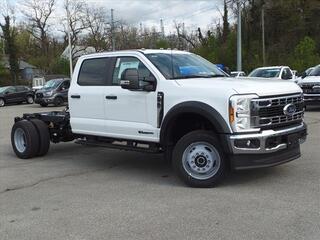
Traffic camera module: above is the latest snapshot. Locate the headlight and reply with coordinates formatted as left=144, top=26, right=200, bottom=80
left=44, top=91, right=53, bottom=97
left=229, top=94, right=259, bottom=133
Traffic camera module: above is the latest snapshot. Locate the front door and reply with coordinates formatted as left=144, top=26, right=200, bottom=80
left=103, top=56, right=159, bottom=142
left=5, top=87, right=19, bottom=103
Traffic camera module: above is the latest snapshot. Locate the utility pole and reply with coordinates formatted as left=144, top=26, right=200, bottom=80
left=160, top=19, right=164, bottom=38
left=262, top=6, right=266, bottom=66
left=237, top=0, right=242, bottom=71
left=111, top=9, right=115, bottom=51
left=66, top=0, right=73, bottom=78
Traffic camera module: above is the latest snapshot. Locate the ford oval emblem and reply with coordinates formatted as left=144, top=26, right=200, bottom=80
left=283, top=104, right=296, bottom=116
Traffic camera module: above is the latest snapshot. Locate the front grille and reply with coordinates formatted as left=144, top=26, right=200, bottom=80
left=36, top=93, right=43, bottom=98
left=301, top=83, right=320, bottom=94
left=251, top=93, right=304, bottom=130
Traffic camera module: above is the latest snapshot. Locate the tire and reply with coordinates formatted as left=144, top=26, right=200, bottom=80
left=53, top=97, right=63, bottom=106
left=172, top=130, right=226, bottom=187
left=30, top=119, right=50, bottom=157
left=40, top=103, right=48, bottom=107
left=26, top=95, right=34, bottom=104
left=11, top=120, right=40, bottom=159
left=0, top=98, right=5, bottom=107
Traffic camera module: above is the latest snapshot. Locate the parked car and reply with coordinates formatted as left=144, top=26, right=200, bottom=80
left=298, top=64, right=320, bottom=107
left=0, top=85, right=34, bottom=107
left=11, top=50, right=307, bottom=187
left=248, top=66, right=296, bottom=82
left=35, top=78, right=70, bottom=107
left=230, top=71, right=246, bottom=78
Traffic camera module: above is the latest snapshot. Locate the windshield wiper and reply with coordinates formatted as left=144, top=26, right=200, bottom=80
left=171, top=74, right=226, bottom=79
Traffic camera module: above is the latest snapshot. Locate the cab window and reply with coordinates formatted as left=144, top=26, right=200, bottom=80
left=112, top=57, right=154, bottom=85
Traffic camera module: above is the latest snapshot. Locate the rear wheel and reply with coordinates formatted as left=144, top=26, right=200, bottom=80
left=172, top=130, right=226, bottom=187
left=0, top=98, right=4, bottom=107
left=26, top=95, right=34, bottom=104
left=30, top=119, right=50, bottom=156
left=11, top=121, right=40, bottom=159
left=54, top=97, right=63, bottom=106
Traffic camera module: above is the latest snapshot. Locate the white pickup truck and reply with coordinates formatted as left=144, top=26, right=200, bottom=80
left=11, top=50, right=307, bottom=187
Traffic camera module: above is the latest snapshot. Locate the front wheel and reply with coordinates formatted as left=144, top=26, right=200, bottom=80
left=40, top=103, right=48, bottom=107
left=53, top=97, right=63, bottom=106
left=172, top=130, right=226, bottom=187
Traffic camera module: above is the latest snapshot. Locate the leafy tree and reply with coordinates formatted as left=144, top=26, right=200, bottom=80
left=0, top=16, right=19, bottom=84
left=50, top=58, right=69, bottom=76
left=291, top=37, right=320, bottom=72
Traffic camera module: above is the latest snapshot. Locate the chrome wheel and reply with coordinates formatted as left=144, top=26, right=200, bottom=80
left=182, top=142, right=221, bottom=180
left=27, top=96, right=34, bottom=104
left=0, top=98, right=4, bottom=107
left=14, top=128, right=27, bottom=153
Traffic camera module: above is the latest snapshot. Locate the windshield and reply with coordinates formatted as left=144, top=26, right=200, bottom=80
left=43, top=79, right=62, bottom=90
left=145, top=53, right=226, bottom=79
left=309, top=66, right=320, bottom=76
left=248, top=68, right=281, bottom=78
left=0, top=86, right=9, bottom=93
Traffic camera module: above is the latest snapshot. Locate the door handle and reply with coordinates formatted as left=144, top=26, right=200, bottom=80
left=105, top=95, right=117, bottom=100
left=71, top=95, right=81, bottom=99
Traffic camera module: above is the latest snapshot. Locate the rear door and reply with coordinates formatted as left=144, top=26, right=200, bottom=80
left=69, top=57, right=113, bottom=136
left=16, top=86, right=28, bottom=101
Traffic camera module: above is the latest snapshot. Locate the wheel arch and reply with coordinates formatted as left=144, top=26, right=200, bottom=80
left=160, top=101, right=231, bottom=146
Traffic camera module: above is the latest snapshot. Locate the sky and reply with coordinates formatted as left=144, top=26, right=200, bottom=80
left=7, top=0, right=226, bottom=36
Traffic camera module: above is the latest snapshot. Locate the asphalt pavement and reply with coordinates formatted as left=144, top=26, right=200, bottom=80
left=0, top=103, right=319, bottom=240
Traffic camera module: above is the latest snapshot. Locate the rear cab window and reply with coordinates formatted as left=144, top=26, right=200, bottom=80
left=78, top=58, right=112, bottom=86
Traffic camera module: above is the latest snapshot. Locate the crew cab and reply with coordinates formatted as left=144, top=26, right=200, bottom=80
left=10, top=50, right=307, bottom=187
left=298, top=64, right=320, bottom=107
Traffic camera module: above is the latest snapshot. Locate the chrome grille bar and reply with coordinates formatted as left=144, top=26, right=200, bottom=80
left=251, top=93, right=304, bottom=129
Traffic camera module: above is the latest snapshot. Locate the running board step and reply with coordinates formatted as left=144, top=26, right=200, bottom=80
left=75, top=139, right=161, bottom=153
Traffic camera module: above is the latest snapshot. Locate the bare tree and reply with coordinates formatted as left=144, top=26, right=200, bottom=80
left=21, top=0, right=55, bottom=58
left=84, top=6, right=109, bottom=51
left=63, top=0, right=88, bottom=62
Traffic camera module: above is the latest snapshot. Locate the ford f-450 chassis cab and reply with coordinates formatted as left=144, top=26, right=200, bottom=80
left=11, top=50, right=307, bottom=187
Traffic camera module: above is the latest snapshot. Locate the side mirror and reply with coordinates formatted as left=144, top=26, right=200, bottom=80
left=301, top=72, right=307, bottom=79
left=120, top=69, right=140, bottom=90
left=142, top=75, right=156, bottom=91
left=4, top=91, right=9, bottom=95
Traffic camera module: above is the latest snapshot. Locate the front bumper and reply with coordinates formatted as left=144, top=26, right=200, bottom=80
left=303, top=94, right=320, bottom=105
left=226, top=123, right=307, bottom=170
left=35, top=96, right=55, bottom=104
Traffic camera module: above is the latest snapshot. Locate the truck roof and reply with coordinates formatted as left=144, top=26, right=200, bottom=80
left=255, top=66, right=289, bottom=70
left=79, top=49, right=191, bottom=60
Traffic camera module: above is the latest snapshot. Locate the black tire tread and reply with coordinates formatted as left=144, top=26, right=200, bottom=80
left=11, top=121, right=40, bottom=159
left=30, top=119, right=50, bottom=157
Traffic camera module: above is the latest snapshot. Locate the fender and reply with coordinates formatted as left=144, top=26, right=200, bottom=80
left=160, top=101, right=231, bottom=145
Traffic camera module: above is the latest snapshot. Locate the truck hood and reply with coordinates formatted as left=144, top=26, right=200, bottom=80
left=175, top=77, right=302, bottom=97
left=298, top=76, right=320, bottom=84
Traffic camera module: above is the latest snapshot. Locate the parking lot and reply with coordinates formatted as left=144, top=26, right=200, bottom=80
left=0, top=103, right=319, bottom=240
